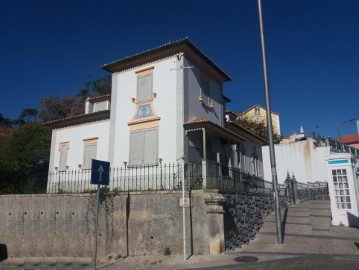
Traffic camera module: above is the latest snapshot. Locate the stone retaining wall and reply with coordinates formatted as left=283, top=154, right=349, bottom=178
left=0, top=191, right=209, bottom=259
left=224, top=194, right=289, bottom=251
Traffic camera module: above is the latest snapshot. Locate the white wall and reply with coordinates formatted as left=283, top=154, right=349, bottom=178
left=262, top=139, right=331, bottom=184
left=184, top=58, right=224, bottom=126
left=49, top=120, right=110, bottom=171
left=109, top=56, right=178, bottom=167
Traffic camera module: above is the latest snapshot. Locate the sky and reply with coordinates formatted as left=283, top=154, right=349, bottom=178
left=0, top=0, right=358, bottom=138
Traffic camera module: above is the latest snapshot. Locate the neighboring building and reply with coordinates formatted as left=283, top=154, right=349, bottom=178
left=338, top=134, right=359, bottom=150
left=46, top=39, right=267, bottom=191
left=225, top=110, right=267, bottom=177
left=237, top=104, right=281, bottom=136
left=262, top=137, right=359, bottom=184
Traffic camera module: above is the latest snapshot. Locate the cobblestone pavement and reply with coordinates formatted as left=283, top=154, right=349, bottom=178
left=1, top=200, right=359, bottom=269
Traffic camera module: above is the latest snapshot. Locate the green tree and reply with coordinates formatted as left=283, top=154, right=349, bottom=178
left=236, top=116, right=281, bottom=143
left=83, top=75, right=111, bottom=96
left=0, top=123, right=51, bottom=194
left=17, top=108, right=38, bottom=124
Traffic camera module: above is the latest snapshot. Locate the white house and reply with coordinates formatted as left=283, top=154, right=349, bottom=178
left=46, top=39, right=270, bottom=192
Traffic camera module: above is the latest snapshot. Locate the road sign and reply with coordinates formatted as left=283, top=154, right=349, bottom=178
left=90, top=159, right=110, bottom=186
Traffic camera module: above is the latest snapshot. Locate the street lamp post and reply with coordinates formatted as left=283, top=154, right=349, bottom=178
left=337, top=118, right=356, bottom=152
left=257, top=0, right=283, bottom=244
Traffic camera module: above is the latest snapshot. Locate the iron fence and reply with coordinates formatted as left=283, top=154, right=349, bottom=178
left=3, top=161, right=327, bottom=196
left=204, top=160, right=286, bottom=195
left=328, top=139, right=359, bottom=157
left=47, top=163, right=184, bottom=194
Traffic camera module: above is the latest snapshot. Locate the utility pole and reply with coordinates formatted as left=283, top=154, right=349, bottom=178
left=257, top=0, right=283, bottom=244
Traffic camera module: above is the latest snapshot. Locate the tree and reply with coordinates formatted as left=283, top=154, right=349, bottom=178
left=38, top=75, right=111, bottom=122
left=17, top=108, right=38, bottom=124
left=38, top=95, right=77, bottom=122
left=83, top=75, right=111, bottom=96
left=0, top=122, right=51, bottom=194
left=236, top=116, right=281, bottom=143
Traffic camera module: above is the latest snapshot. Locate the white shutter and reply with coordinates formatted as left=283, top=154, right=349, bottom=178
left=130, top=132, right=144, bottom=166
left=83, top=144, right=97, bottom=169
left=144, top=129, right=158, bottom=165
left=94, top=101, right=107, bottom=112
left=59, top=144, right=69, bottom=171
left=137, top=75, right=152, bottom=102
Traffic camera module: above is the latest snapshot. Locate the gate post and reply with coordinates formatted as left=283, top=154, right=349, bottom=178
left=202, top=159, right=208, bottom=189
left=204, top=193, right=226, bottom=255
left=291, top=174, right=298, bottom=204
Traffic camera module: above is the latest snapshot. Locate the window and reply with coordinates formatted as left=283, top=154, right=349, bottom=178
left=59, top=142, right=69, bottom=171
left=255, top=106, right=260, bottom=116
left=332, top=169, right=351, bottom=209
left=83, top=138, right=98, bottom=169
left=93, top=101, right=109, bottom=112
left=129, top=128, right=158, bottom=166
left=137, top=74, right=153, bottom=103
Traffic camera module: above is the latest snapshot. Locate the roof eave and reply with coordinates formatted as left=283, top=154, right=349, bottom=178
left=101, top=38, right=231, bottom=82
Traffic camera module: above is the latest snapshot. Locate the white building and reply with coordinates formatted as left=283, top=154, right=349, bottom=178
left=262, top=137, right=359, bottom=184
left=46, top=39, right=268, bottom=192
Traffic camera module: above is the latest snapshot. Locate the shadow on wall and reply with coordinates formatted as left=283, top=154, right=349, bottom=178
left=347, top=212, right=359, bottom=228
left=0, top=244, right=7, bottom=261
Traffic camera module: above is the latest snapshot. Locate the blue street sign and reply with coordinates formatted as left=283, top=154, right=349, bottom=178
left=91, top=159, right=110, bottom=185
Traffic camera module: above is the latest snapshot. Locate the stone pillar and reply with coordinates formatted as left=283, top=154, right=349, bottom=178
left=204, top=193, right=226, bottom=255
left=291, top=174, right=298, bottom=204
left=284, top=172, right=292, bottom=200
left=202, top=159, right=208, bottom=189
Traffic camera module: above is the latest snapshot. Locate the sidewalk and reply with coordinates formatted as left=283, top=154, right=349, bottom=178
left=1, top=200, right=359, bottom=269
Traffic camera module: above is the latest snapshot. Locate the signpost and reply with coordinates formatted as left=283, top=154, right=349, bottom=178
left=90, top=159, right=110, bottom=270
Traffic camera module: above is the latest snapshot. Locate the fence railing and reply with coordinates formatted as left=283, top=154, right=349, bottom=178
left=2, top=161, right=327, bottom=197
left=47, top=163, right=184, bottom=194
left=204, top=160, right=286, bottom=195
left=328, top=138, right=359, bottom=157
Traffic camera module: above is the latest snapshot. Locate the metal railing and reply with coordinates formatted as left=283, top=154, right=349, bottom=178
left=3, top=161, right=326, bottom=196
left=47, top=163, right=184, bottom=194
left=204, top=160, right=286, bottom=195
left=328, top=138, right=359, bottom=157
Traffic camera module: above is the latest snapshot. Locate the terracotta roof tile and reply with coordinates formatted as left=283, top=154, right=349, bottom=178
left=338, top=134, right=359, bottom=144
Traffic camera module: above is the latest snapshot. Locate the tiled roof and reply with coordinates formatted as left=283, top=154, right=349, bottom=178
left=44, top=110, right=110, bottom=129
left=101, top=38, right=231, bottom=81
left=338, top=134, right=359, bottom=144
left=184, top=117, right=246, bottom=144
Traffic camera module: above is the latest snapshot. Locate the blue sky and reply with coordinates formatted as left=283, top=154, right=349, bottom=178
left=0, top=0, right=358, bottom=138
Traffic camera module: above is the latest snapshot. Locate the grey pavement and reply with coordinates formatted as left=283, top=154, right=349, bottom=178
left=1, top=200, right=359, bottom=269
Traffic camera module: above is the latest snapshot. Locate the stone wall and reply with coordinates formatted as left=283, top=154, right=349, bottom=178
left=0, top=191, right=209, bottom=259
left=224, top=194, right=289, bottom=251
left=0, top=187, right=330, bottom=259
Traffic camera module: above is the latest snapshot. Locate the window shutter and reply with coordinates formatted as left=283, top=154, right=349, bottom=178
left=130, top=132, right=144, bottom=166
left=94, top=101, right=107, bottom=112
left=144, top=129, right=158, bottom=165
left=59, top=144, right=69, bottom=171
left=83, top=144, right=97, bottom=169
left=137, top=75, right=152, bottom=102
